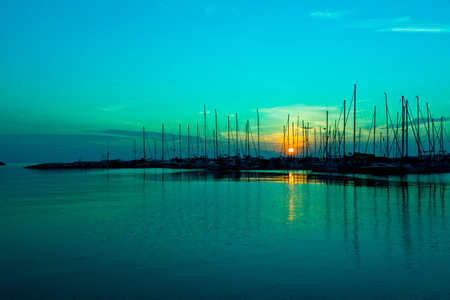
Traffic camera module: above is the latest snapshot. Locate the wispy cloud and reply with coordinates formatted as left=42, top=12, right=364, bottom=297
left=350, top=16, right=450, bottom=33
left=388, top=28, right=449, bottom=33
left=259, top=104, right=341, bottom=129
left=309, top=11, right=342, bottom=19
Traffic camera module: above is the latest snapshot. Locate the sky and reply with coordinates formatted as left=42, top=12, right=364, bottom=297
left=1, top=0, right=450, bottom=163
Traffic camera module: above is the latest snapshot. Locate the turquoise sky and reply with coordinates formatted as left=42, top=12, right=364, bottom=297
left=1, top=0, right=450, bottom=163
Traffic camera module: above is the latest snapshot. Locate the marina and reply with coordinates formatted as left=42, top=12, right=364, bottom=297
left=23, top=86, right=450, bottom=175
left=2, top=1, right=450, bottom=298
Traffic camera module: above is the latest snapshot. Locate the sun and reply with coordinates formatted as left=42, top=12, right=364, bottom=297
left=288, top=148, right=294, bottom=153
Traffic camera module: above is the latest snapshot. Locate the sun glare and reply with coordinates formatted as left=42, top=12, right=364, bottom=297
left=288, top=148, right=294, bottom=153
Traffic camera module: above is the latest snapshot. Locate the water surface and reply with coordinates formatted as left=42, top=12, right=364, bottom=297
left=1, top=165, right=449, bottom=299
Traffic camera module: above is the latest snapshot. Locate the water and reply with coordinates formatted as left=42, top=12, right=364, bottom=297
left=1, top=165, right=450, bottom=299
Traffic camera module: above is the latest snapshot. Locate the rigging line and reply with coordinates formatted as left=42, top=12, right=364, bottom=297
left=443, top=126, right=450, bottom=146
left=364, top=115, right=374, bottom=154
left=406, top=103, right=425, bottom=154
left=388, top=111, right=402, bottom=157
left=145, top=133, right=153, bottom=159
left=345, top=95, right=353, bottom=126
left=258, top=117, right=268, bottom=158
left=249, top=126, right=258, bottom=157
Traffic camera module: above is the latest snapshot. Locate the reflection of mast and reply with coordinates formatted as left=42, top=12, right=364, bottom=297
left=353, top=185, right=361, bottom=266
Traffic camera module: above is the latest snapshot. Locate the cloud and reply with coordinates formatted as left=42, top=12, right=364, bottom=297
left=388, top=28, right=449, bottom=33
left=309, top=11, right=342, bottom=19
left=350, top=16, right=450, bottom=33
left=258, top=104, right=342, bottom=130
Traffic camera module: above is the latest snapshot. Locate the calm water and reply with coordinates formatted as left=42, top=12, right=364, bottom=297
left=1, top=165, right=450, bottom=299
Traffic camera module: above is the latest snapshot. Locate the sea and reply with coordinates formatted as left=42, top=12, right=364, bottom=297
left=1, top=164, right=450, bottom=299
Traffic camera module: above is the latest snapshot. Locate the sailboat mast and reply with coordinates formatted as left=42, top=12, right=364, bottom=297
left=188, top=125, right=190, bottom=158
left=287, top=114, right=290, bottom=157
left=326, top=110, right=329, bottom=159
left=334, top=120, right=337, bottom=157
left=292, top=121, right=294, bottom=157
left=236, top=113, right=239, bottom=156
left=296, top=117, right=299, bottom=158
left=314, top=128, right=316, bottom=158
left=215, top=109, right=218, bottom=159
left=247, top=120, right=250, bottom=157
left=257, top=109, right=260, bottom=158
left=302, top=120, right=305, bottom=158
left=406, top=100, right=409, bottom=158
left=307, top=122, right=310, bottom=157
left=179, top=124, right=182, bottom=159
left=385, top=93, right=389, bottom=158
left=343, top=100, right=346, bottom=158
left=427, top=103, right=431, bottom=155
left=353, top=84, right=356, bottom=155
left=228, top=116, right=230, bottom=157
left=401, top=96, right=405, bottom=159
left=417, top=96, right=421, bottom=157
left=441, top=117, right=444, bottom=155
left=204, top=105, right=207, bottom=159
left=143, top=126, right=146, bottom=159
left=197, top=123, right=199, bottom=158
left=374, top=106, right=376, bottom=156
left=162, top=124, right=164, bottom=161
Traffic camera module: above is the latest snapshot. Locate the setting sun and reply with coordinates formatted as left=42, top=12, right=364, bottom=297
left=288, top=148, right=294, bottom=153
